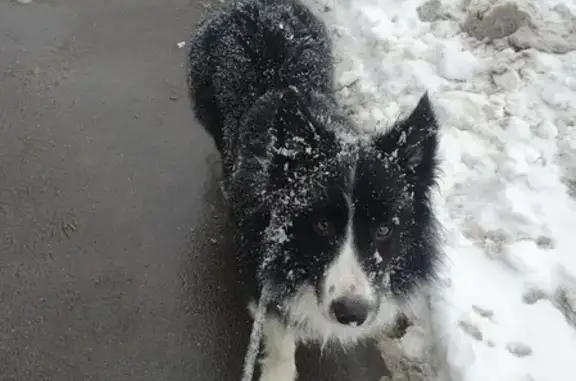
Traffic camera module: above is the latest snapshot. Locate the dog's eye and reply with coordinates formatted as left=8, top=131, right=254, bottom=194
left=314, top=219, right=331, bottom=236
left=375, top=225, right=392, bottom=241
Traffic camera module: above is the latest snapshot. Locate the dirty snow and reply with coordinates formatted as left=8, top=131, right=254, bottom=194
left=304, top=0, right=576, bottom=380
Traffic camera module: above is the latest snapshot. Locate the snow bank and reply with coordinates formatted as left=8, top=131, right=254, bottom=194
left=306, top=0, right=576, bottom=380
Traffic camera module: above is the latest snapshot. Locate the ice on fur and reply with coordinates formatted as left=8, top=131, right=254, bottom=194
left=187, top=0, right=441, bottom=377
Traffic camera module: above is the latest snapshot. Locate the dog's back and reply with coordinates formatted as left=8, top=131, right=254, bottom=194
left=188, top=0, right=334, bottom=153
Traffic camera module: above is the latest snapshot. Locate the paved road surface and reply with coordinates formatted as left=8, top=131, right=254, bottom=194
left=0, top=1, right=388, bottom=380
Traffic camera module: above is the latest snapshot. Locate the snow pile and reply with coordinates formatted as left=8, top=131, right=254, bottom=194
left=462, top=0, right=576, bottom=53
left=305, top=0, right=576, bottom=380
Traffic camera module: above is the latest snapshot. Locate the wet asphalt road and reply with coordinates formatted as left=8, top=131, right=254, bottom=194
left=0, top=1, right=388, bottom=380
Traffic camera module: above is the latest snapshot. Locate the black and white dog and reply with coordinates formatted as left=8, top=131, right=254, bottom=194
left=188, top=0, right=441, bottom=380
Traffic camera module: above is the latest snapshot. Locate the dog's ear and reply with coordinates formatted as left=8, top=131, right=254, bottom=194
left=273, top=86, right=326, bottom=156
left=237, top=88, right=329, bottom=165
left=374, top=93, right=439, bottom=177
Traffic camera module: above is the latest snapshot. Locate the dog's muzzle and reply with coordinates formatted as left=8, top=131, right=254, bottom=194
left=329, top=297, right=372, bottom=326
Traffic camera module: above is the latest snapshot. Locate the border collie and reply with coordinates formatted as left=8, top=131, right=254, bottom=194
left=187, top=0, right=441, bottom=380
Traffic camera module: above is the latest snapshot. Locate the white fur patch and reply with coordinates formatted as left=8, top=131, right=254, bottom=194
left=259, top=317, right=297, bottom=381
left=322, top=229, right=376, bottom=309
left=283, top=284, right=401, bottom=348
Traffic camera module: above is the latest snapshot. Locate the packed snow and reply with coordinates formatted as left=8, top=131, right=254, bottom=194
left=302, top=0, right=576, bottom=380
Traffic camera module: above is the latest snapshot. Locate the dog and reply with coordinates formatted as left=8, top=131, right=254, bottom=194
left=187, top=0, right=441, bottom=380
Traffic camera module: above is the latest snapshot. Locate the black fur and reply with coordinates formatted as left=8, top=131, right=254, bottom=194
left=188, top=0, right=440, bottom=324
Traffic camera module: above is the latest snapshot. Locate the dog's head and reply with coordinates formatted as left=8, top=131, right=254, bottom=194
left=244, top=88, right=440, bottom=334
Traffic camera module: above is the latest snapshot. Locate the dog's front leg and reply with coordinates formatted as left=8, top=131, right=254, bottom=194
left=259, top=316, right=297, bottom=381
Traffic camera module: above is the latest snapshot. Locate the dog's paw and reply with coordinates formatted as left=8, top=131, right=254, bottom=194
left=259, top=358, right=297, bottom=381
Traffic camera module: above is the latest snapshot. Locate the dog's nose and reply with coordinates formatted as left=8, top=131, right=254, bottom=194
left=330, top=297, right=370, bottom=326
